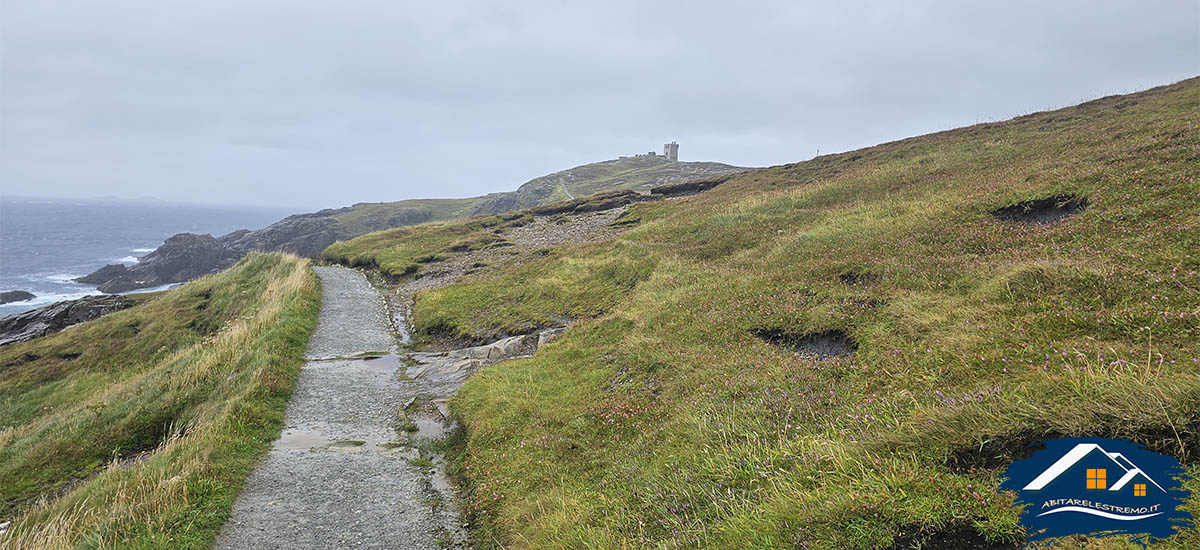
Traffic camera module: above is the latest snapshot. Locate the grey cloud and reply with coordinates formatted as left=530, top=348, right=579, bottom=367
left=2, top=0, right=1196, bottom=208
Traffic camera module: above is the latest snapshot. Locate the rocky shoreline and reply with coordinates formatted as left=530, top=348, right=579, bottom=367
left=0, top=291, right=35, bottom=305
left=0, top=295, right=134, bottom=346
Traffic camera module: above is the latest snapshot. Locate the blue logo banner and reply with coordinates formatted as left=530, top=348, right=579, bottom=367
left=999, top=437, right=1192, bottom=545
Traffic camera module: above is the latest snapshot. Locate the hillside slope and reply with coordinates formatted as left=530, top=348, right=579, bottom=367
left=76, top=157, right=744, bottom=293
left=328, top=77, right=1199, bottom=548
left=470, top=155, right=746, bottom=214
left=0, top=253, right=319, bottom=549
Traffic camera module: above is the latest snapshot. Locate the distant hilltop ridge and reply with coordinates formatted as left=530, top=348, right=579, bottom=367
left=77, top=154, right=747, bottom=293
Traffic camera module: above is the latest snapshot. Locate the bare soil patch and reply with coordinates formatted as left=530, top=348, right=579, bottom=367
left=991, top=193, right=1088, bottom=224
left=892, top=522, right=1021, bottom=549
left=649, top=174, right=734, bottom=198
left=838, top=269, right=878, bottom=285
left=751, top=328, right=857, bottom=358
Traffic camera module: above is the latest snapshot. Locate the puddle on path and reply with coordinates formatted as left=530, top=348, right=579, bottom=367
left=429, top=455, right=455, bottom=495
left=275, top=428, right=405, bottom=455
left=361, top=353, right=401, bottom=373
left=412, top=418, right=447, bottom=440
left=329, top=439, right=366, bottom=448
left=393, top=310, right=413, bottom=345
left=275, top=429, right=332, bottom=451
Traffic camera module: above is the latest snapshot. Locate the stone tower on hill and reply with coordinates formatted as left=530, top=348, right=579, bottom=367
left=663, top=141, right=679, bottom=161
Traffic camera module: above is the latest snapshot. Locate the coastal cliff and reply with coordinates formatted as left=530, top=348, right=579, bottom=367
left=76, top=156, right=745, bottom=292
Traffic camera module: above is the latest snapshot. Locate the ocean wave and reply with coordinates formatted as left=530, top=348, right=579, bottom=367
left=131, top=248, right=156, bottom=253
left=120, top=283, right=182, bottom=295
left=8, top=290, right=102, bottom=309
left=45, top=273, right=83, bottom=283
left=117, top=256, right=139, bottom=264
left=0, top=284, right=178, bottom=314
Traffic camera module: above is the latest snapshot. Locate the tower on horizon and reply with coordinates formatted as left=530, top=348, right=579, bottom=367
left=663, top=141, right=678, bottom=161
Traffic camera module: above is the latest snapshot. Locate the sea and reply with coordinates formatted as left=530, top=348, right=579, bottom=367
left=0, top=196, right=296, bottom=317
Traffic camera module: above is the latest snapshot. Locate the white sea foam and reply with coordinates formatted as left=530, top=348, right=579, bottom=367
left=19, top=290, right=102, bottom=307
left=0, top=285, right=177, bottom=315
left=131, top=248, right=156, bottom=253
left=121, top=283, right=182, bottom=294
left=45, top=273, right=83, bottom=283
left=117, top=256, right=140, bottom=264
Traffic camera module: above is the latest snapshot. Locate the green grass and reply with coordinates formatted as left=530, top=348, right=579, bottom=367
left=321, top=156, right=740, bottom=243
left=0, top=253, right=320, bottom=549
left=330, top=78, right=1200, bottom=548
left=322, top=212, right=530, bottom=278
left=412, top=241, right=655, bottom=342
left=477, top=155, right=745, bottom=213
left=333, top=197, right=492, bottom=234
left=522, top=156, right=743, bottom=204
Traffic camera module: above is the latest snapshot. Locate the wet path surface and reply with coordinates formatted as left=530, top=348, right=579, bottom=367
left=214, top=267, right=438, bottom=550
left=216, top=260, right=575, bottom=549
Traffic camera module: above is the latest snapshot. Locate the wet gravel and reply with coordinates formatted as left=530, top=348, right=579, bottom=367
left=213, top=451, right=433, bottom=550
left=305, top=266, right=395, bottom=360
left=214, top=266, right=440, bottom=550
left=284, top=358, right=405, bottom=443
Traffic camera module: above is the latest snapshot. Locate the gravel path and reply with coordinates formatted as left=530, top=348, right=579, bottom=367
left=305, top=266, right=395, bottom=360
left=214, top=266, right=441, bottom=550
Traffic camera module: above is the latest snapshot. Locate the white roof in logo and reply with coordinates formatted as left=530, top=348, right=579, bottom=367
left=1022, top=443, right=1166, bottom=493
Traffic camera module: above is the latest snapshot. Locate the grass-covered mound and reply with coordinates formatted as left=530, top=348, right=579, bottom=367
left=323, top=212, right=532, bottom=279
left=331, top=78, right=1199, bottom=548
left=0, top=253, right=320, bottom=549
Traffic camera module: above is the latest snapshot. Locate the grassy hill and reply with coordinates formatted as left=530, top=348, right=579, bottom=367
left=0, top=253, right=319, bottom=549
left=327, top=77, right=1199, bottom=548
left=468, top=155, right=747, bottom=214
left=330, top=155, right=744, bottom=233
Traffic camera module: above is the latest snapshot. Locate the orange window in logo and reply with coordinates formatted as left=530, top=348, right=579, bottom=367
left=1086, top=468, right=1107, bottom=489
left=1134, top=483, right=1146, bottom=496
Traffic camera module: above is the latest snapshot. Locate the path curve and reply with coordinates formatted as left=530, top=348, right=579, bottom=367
left=214, top=266, right=438, bottom=550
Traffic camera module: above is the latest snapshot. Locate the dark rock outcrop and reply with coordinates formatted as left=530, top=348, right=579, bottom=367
left=0, top=291, right=35, bottom=305
left=650, top=174, right=734, bottom=198
left=0, top=295, right=134, bottom=346
left=73, top=264, right=130, bottom=285
left=218, top=211, right=346, bottom=257
left=530, top=190, right=660, bottom=216
left=78, top=233, right=242, bottom=293
left=472, top=156, right=747, bottom=216
left=75, top=208, right=407, bottom=292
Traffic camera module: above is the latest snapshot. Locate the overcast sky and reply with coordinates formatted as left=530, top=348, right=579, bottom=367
left=2, top=1, right=1197, bottom=209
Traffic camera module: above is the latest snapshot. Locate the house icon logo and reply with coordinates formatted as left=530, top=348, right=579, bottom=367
left=999, top=437, right=1192, bottom=545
